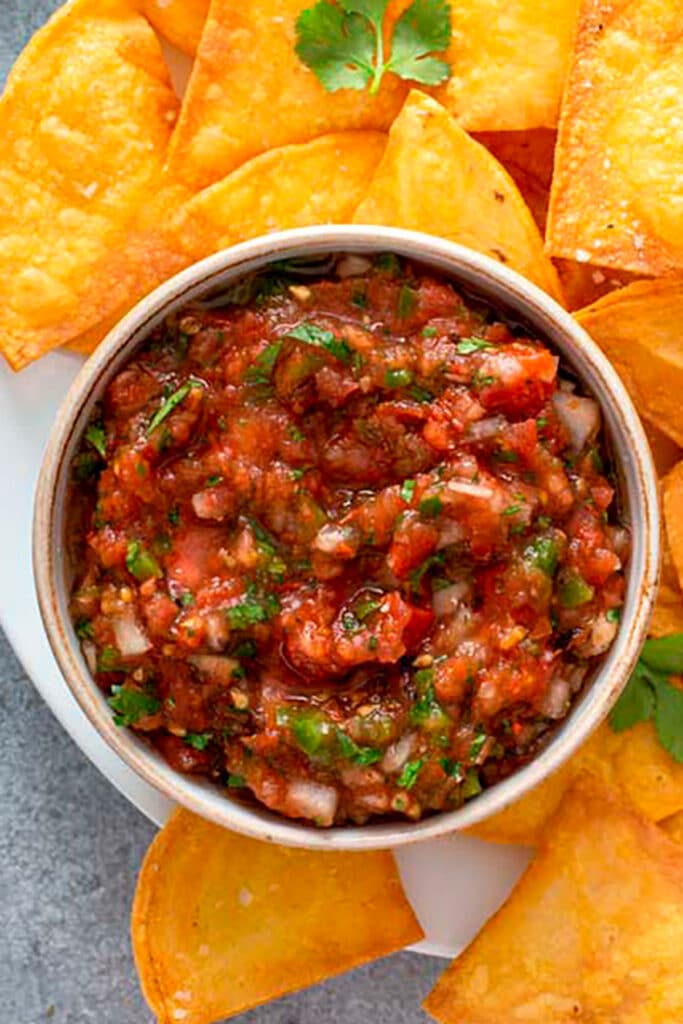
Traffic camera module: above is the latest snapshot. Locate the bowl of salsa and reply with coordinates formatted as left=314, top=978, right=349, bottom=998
left=33, top=226, right=659, bottom=848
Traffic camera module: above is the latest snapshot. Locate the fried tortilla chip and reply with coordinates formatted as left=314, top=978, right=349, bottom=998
left=133, top=809, right=422, bottom=1024
left=664, top=462, right=683, bottom=593
left=612, top=721, right=683, bottom=823
left=425, top=776, right=683, bottom=1024
left=434, top=1, right=580, bottom=131
left=651, top=584, right=683, bottom=638
left=547, top=0, right=683, bottom=276
left=644, top=422, right=683, bottom=478
left=139, top=0, right=209, bottom=54
left=662, top=810, right=683, bottom=846
left=166, top=0, right=408, bottom=189
left=353, top=91, right=562, bottom=300
left=175, top=131, right=387, bottom=253
left=0, top=0, right=180, bottom=370
left=474, top=129, right=556, bottom=233
left=554, top=259, right=642, bottom=312
left=466, top=723, right=620, bottom=846
left=576, top=279, right=683, bottom=447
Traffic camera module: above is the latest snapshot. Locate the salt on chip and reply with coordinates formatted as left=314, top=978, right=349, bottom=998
left=576, top=279, right=683, bottom=448
left=353, top=91, right=562, bottom=300
left=174, top=131, right=387, bottom=254
left=554, top=259, right=642, bottom=313
left=547, top=0, right=683, bottom=276
left=132, top=808, right=423, bottom=1024
left=663, top=461, right=683, bottom=593
left=166, top=0, right=408, bottom=189
left=0, top=0, right=180, bottom=370
left=425, top=776, right=683, bottom=1024
left=434, top=0, right=580, bottom=131
left=139, top=0, right=209, bottom=55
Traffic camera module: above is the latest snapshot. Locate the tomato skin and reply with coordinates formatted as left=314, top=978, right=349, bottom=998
left=71, top=262, right=627, bottom=827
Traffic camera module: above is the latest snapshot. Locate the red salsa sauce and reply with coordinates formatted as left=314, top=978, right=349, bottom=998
left=69, top=253, right=628, bottom=826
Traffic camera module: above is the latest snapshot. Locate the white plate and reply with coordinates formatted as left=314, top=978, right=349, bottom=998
left=0, top=348, right=532, bottom=957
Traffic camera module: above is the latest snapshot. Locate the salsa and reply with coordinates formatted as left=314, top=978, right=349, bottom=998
left=69, top=253, right=628, bottom=827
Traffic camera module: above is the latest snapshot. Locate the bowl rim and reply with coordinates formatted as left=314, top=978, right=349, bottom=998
left=33, top=225, right=659, bottom=850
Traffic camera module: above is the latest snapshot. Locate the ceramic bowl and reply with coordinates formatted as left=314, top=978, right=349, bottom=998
left=33, top=225, right=659, bottom=850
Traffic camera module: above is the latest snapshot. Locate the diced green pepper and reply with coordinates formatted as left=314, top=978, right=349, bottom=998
left=524, top=536, right=560, bottom=577
left=558, top=571, right=595, bottom=608
left=125, top=540, right=162, bottom=581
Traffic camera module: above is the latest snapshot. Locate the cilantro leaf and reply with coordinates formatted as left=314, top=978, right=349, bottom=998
left=185, top=732, right=212, bottom=751
left=654, top=677, right=683, bottom=763
left=296, top=0, right=451, bottom=95
left=85, top=423, right=107, bottom=458
left=295, top=4, right=376, bottom=92
left=609, top=665, right=656, bottom=733
left=108, top=685, right=160, bottom=728
left=285, top=322, right=352, bottom=364
left=388, top=0, right=451, bottom=85
left=640, top=634, right=683, bottom=676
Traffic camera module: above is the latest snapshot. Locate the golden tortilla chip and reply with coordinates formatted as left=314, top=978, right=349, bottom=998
left=434, top=1, right=580, bottom=131
left=662, top=810, right=683, bottom=846
left=466, top=724, right=620, bottom=846
left=175, top=131, right=387, bottom=254
left=612, top=721, right=683, bottom=823
left=651, top=583, right=683, bottom=639
left=353, top=91, right=562, bottom=300
left=664, top=462, right=683, bottom=593
left=553, top=259, right=642, bottom=312
left=644, top=423, right=683, bottom=479
left=547, top=0, right=683, bottom=276
left=474, top=129, right=556, bottom=233
left=425, top=776, right=683, bottom=1024
left=0, top=0, right=180, bottom=370
left=139, top=0, right=209, bottom=55
left=166, top=0, right=408, bottom=189
left=132, top=808, right=422, bottom=1024
left=576, top=279, right=683, bottom=447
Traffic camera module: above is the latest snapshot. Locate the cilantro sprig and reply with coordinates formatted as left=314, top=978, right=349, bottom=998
left=295, top=0, right=451, bottom=96
left=609, top=634, right=683, bottom=762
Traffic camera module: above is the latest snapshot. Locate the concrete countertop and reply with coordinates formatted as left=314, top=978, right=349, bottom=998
left=1, top=5, right=446, bottom=1021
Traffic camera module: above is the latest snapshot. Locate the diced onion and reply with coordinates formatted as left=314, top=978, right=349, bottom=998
left=552, top=392, right=601, bottom=452
left=336, top=255, right=373, bottom=279
left=82, top=640, right=97, bottom=674
left=381, top=732, right=417, bottom=773
left=540, top=676, right=571, bottom=719
left=432, top=581, right=470, bottom=618
left=446, top=480, right=495, bottom=500
left=436, top=520, right=466, bottom=550
left=287, top=780, right=339, bottom=825
left=467, top=416, right=506, bottom=442
left=313, top=523, right=357, bottom=555
left=579, top=614, right=619, bottom=657
left=112, top=613, right=151, bottom=657
left=189, top=655, right=239, bottom=685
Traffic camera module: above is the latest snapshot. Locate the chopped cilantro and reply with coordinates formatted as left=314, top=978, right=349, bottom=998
left=75, top=619, right=94, bottom=640
left=606, top=608, right=621, bottom=624
left=226, top=592, right=280, bottom=629
left=289, top=425, right=306, bottom=442
left=108, top=684, right=160, bottom=727
left=367, top=636, right=379, bottom=651
left=397, top=758, right=424, bottom=790
left=244, top=341, right=283, bottom=385
left=185, top=732, right=212, bottom=751
left=180, top=592, right=195, bottom=608
left=421, top=326, right=438, bottom=338
left=610, top=635, right=683, bottom=763
left=469, top=730, right=488, bottom=760
left=375, top=253, right=401, bottom=274
left=286, top=322, right=352, bottom=364
left=227, top=773, right=246, bottom=788
left=168, top=505, right=181, bottom=526
left=146, top=379, right=204, bottom=436
left=419, top=495, right=443, bottom=517
left=206, top=474, right=223, bottom=486
left=455, top=336, right=492, bottom=355
left=462, top=768, right=482, bottom=799
left=97, top=646, right=121, bottom=673
left=397, top=284, right=417, bottom=319
left=355, top=597, right=382, bottom=621
left=85, top=423, right=106, bottom=458
left=400, top=479, right=416, bottom=502
left=407, top=383, right=435, bottom=403
left=503, top=504, right=523, bottom=517
left=439, top=758, right=464, bottom=781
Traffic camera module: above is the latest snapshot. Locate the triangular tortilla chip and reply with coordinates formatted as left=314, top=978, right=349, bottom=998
left=132, top=808, right=422, bottom=1024
left=353, top=91, right=562, bottom=300
left=426, top=776, right=683, bottom=1024
left=576, top=279, right=683, bottom=448
left=139, top=0, right=209, bottom=55
left=663, top=461, right=683, bottom=593
left=174, top=131, right=387, bottom=253
left=434, top=0, right=580, bottom=131
left=166, top=0, right=408, bottom=189
left=547, top=0, right=683, bottom=276
left=0, top=0, right=180, bottom=370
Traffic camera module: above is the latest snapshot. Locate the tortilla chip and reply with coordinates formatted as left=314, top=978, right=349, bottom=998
left=662, top=810, right=683, bottom=846
left=175, top=131, right=387, bottom=254
left=466, top=723, right=621, bottom=846
left=166, top=0, right=408, bottom=189
left=547, top=0, right=683, bottom=276
left=612, top=721, right=683, bottom=823
left=0, top=0, right=180, bottom=370
left=553, top=259, right=642, bottom=312
left=425, top=775, right=683, bottom=1024
left=434, top=1, right=580, bottom=132
left=132, top=808, right=422, bottom=1024
left=575, top=279, right=683, bottom=448
left=139, top=0, right=209, bottom=55
left=651, top=583, right=683, bottom=639
left=644, top=423, right=683, bottom=479
left=663, top=462, right=683, bottom=593
left=353, top=91, right=562, bottom=300
left=474, top=129, right=556, bottom=233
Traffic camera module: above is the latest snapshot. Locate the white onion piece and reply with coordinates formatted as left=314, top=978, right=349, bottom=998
left=203, top=610, right=230, bottom=651
left=578, top=614, right=618, bottom=658
left=432, top=581, right=470, bottom=618
left=287, top=780, right=338, bottom=825
left=467, top=416, right=506, bottom=442
left=82, top=640, right=97, bottom=674
left=336, top=254, right=373, bottom=278
left=381, top=732, right=417, bottom=773
left=436, top=520, right=466, bottom=550
left=541, top=676, right=571, bottom=719
left=189, top=654, right=239, bottom=685
left=113, top=613, right=151, bottom=657
left=446, top=480, right=494, bottom=500
left=313, top=523, right=357, bottom=555
left=607, top=525, right=630, bottom=561
left=552, top=391, right=601, bottom=452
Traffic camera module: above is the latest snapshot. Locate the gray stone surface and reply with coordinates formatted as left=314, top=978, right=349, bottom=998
left=0, top=6, right=446, bottom=1022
